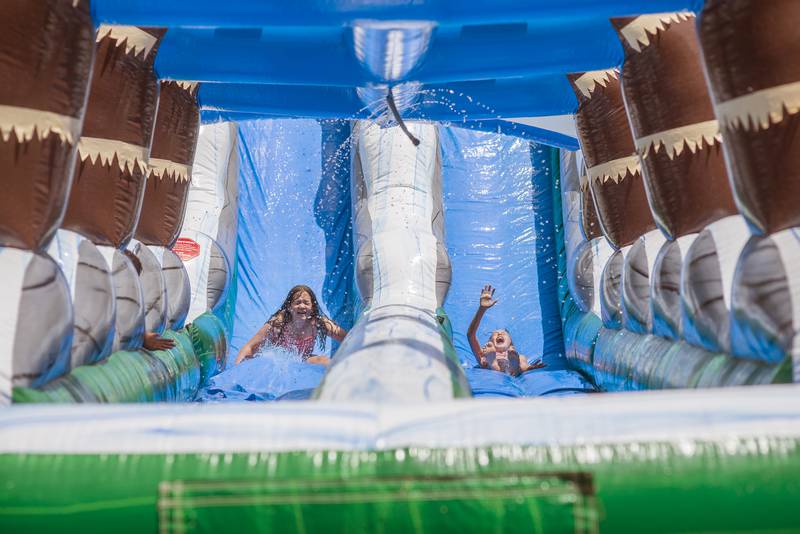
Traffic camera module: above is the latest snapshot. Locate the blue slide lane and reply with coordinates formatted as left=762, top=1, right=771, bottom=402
left=439, top=126, right=594, bottom=397
left=197, top=119, right=354, bottom=402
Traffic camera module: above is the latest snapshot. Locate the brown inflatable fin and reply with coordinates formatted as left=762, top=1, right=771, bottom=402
left=578, top=161, right=603, bottom=240
left=0, top=0, right=94, bottom=251
left=568, top=70, right=655, bottom=249
left=699, top=0, right=800, bottom=235
left=613, top=12, right=736, bottom=240
left=62, top=26, right=166, bottom=248
left=135, top=81, right=200, bottom=247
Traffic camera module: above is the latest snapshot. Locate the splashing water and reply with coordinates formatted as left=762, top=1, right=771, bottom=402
left=195, top=347, right=327, bottom=402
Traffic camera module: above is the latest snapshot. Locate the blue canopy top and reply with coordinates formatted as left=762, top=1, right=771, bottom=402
left=93, top=0, right=703, bottom=27
left=92, top=0, right=704, bottom=145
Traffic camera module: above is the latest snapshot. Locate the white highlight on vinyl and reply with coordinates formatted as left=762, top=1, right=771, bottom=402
left=0, top=105, right=81, bottom=144
left=2, top=385, right=800, bottom=454
left=318, top=121, right=454, bottom=402
left=357, top=121, right=439, bottom=310
left=0, top=248, right=31, bottom=405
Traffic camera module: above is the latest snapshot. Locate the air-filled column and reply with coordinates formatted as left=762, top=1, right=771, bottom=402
left=612, top=12, right=739, bottom=341
left=568, top=69, right=656, bottom=329
left=316, top=121, right=469, bottom=402
left=699, top=0, right=800, bottom=378
left=134, top=81, right=201, bottom=331
left=61, top=25, right=165, bottom=352
left=0, top=0, right=94, bottom=401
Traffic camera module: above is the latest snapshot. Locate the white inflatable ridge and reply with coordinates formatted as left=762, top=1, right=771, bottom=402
left=3, top=385, right=800, bottom=454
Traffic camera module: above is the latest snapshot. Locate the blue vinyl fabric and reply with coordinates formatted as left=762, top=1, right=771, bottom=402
left=98, top=0, right=701, bottom=149
left=155, top=21, right=623, bottom=87
left=456, top=120, right=579, bottom=151
left=439, top=127, right=593, bottom=397
left=196, top=76, right=577, bottom=122
left=93, top=1, right=702, bottom=28
left=207, top=119, right=355, bottom=401
left=200, top=112, right=580, bottom=151
left=196, top=349, right=326, bottom=402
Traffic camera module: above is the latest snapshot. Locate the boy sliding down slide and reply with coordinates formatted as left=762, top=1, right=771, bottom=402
left=467, top=285, right=545, bottom=377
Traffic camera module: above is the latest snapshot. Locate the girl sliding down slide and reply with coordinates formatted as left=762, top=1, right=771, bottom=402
left=467, top=285, right=545, bottom=377
left=236, top=285, right=347, bottom=366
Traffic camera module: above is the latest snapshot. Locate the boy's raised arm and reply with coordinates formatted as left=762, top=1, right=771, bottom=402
left=467, top=285, right=497, bottom=366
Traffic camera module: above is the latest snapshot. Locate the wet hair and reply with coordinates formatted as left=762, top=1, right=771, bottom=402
left=123, top=249, right=143, bottom=276
left=267, top=285, right=328, bottom=350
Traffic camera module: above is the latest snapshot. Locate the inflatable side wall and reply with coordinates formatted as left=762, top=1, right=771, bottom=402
left=179, top=122, right=240, bottom=333
left=0, top=0, right=94, bottom=401
left=560, top=4, right=796, bottom=391
left=699, top=0, right=800, bottom=379
left=3, top=386, right=800, bottom=532
left=6, top=20, right=230, bottom=404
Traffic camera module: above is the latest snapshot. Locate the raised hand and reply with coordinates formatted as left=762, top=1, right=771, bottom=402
left=479, top=284, right=498, bottom=309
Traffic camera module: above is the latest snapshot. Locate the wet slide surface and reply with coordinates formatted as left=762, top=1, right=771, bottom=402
left=440, top=127, right=594, bottom=397
left=197, top=119, right=354, bottom=401
left=198, top=119, right=592, bottom=401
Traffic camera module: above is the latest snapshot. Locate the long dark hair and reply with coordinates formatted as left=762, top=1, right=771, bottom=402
left=267, top=285, right=328, bottom=350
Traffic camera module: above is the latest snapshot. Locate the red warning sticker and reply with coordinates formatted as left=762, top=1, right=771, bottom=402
left=172, top=237, right=201, bottom=261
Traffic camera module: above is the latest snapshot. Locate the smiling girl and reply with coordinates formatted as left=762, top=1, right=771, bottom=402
left=235, top=285, right=347, bottom=365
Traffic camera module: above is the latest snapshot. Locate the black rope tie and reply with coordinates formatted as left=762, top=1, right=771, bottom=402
left=386, top=87, right=420, bottom=146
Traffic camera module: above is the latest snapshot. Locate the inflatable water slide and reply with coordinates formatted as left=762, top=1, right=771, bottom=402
left=1, top=1, right=800, bottom=532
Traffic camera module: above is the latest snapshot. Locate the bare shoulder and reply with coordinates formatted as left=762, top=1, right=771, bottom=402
left=257, top=317, right=280, bottom=339
left=321, top=316, right=347, bottom=341
left=328, top=317, right=348, bottom=329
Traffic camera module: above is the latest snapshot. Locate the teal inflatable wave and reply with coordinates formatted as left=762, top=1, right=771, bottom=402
left=13, top=313, right=227, bottom=404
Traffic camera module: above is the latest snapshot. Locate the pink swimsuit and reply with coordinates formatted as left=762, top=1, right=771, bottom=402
left=265, top=316, right=319, bottom=359
left=274, top=332, right=316, bottom=359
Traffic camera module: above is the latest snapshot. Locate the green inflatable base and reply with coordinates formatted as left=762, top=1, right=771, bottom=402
left=13, top=313, right=227, bottom=404
left=563, top=311, right=791, bottom=392
left=1, top=438, right=799, bottom=533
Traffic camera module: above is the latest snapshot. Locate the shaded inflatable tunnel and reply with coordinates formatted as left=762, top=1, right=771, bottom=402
left=2, top=1, right=800, bottom=533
